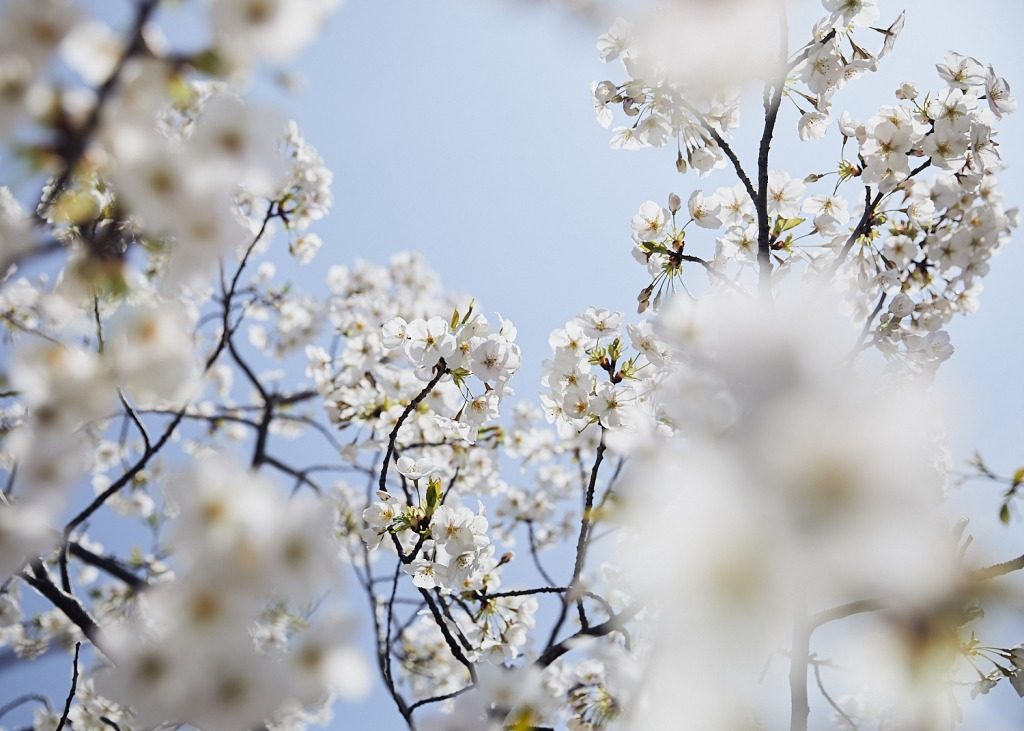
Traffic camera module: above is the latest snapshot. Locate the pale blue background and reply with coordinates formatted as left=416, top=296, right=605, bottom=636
left=3, top=0, right=1024, bottom=728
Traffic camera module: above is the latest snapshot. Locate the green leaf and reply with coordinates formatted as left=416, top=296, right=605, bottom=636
left=189, top=49, right=225, bottom=76
left=1000, top=503, right=1011, bottom=525
left=425, top=478, right=440, bottom=513
left=778, top=217, right=805, bottom=233
left=1012, top=467, right=1024, bottom=487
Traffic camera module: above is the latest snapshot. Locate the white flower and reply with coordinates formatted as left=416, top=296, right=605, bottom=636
left=922, top=126, right=969, bottom=170
left=798, top=111, right=829, bottom=141
left=264, top=496, right=341, bottom=602
left=590, top=81, right=615, bottom=128
left=927, top=87, right=978, bottom=134
left=287, top=618, right=370, bottom=703
left=192, top=95, right=287, bottom=197
left=10, top=341, right=113, bottom=428
left=404, top=317, right=456, bottom=371
left=884, top=234, right=919, bottom=269
left=0, top=0, right=80, bottom=65
left=561, top=385, right=592, bottom=422
left=463, top=392, right=500, bottom=428
left=802, top=195, right=850, bottom=233
left=609, top=126, right=646, bottom=150
left=95, top=629, right=193, bottom=729
left=823, top=0, right=879, bottom=28
left=430, top=505, right=488, bottom=554
left=895, top=82, right=919, bottom=101
left=838, top=111, right=861, bottom=139
left=60, top=19, right=121, bottom=85
left=592, top=383, right=635, bottom=429
left=406, top=557, right=439, bottom=590
left=984, top=67, right=1017, bottom=118
left=208, top=0, right=342, bottom=64
left=396, top=456, right=439, bottom=481
left=469, top=335, right=520, bottom=384
left=433, top=415, right=474, bottom=444
left=381, top=316, right=410, bottom=350
left=766, top=170, right=806, bottom=219
left=289, top=233, right=323, bottom=264
left=579, top=307, right=623, bottom=340
left=716, top=183, right=755, bottom=227
left=627, top=321, right=669, bottom=366
left=362, top=494, right=399, bottom=550
left=164, top=457, right=277, bottom=572
left=936, top=51, right=986, bottom=91
left=596, top=17, right=632, bottom=63
left=0, top=503, right=53, bottom=580
left=631, top=200, right=670, bottom=242
left=106, top=302, right=200, bottom=408
left=717, top=224, right=758, bottom=263
left=687, top=190, right=723, bottom=229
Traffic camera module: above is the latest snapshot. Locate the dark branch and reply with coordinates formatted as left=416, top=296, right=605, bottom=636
left=54, top=642, right=81, bottom=731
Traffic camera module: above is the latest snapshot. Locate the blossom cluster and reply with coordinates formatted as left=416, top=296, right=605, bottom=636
left=1, top=302, right=198, bottom=577
left=591, top=1, right=902, bottom=165
left=620, top=38, right=1016, bottom=370
left=620, top=289, right=967, bottom=728
left=96, top=457, right=363, bottom=731
left=540, top=307, right=668, bottom=436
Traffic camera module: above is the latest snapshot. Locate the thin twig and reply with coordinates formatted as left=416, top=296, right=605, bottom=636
left=54, top=642, right=81, bottom=731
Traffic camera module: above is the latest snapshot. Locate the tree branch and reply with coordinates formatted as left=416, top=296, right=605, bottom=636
left=54, top=642, right=81, bottom=731
left=545, top=428, right=606, bottom=647
left=536, top=602, right=642, bottom=668
left=20, top=563, right=103, bottom=649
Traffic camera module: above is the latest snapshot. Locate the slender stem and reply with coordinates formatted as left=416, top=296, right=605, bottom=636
left=544, top=428, right=606, bottom=649
left=0, top=695, right=50, bottom=722
left=812, top=660, right=858, bottom=730
left=408, top=685, right=473, bottom=713
left=205, top=204, right=278, bottom=370
left=808, top=598, right=884, bottom=630
left=417, top=586, right=477, bottom=683
left=54, top=642, right=81, bottom=731
left=756, top=5, right=790, bottom=297
left=378, top=364, right=448, bottom=495
left=64, top=411, right=185, bottom=537
left=679, top=100, right=758, bottom=205
left=973, top=553, right=1024, bottom=581
left=536, top=602, right=642, bottom=668
left=526, top=521, right=557, bottom=587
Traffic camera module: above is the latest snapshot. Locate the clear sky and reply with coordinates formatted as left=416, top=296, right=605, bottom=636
left=4, top=0, right=1024, bottom=728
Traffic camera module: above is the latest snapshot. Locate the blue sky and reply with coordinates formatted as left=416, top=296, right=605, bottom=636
left=4, top=0, right=1024, bottom=728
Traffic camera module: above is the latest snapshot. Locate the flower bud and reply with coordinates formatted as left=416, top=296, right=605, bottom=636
left=676, top=151, right=688, bottom=174
left=668, top=193, right=682, bottom=213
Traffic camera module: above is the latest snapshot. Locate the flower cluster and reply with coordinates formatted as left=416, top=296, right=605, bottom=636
left=96, top=456, right=364, bottom=731
left=540, top=307, right=668, bottom=436
left=0, top=1, right=361, bottom=728
left=837, top=57, right=1017, bottom=368
left=591, top=1, right=901, bottom=168
left=1, top=301, right=198, bottom=578
left=621, top=289, right=964, bottom=728
left=620, top=19, right=1016, bottom=371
